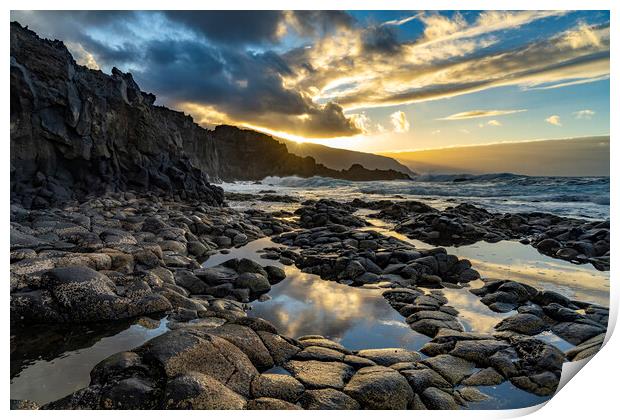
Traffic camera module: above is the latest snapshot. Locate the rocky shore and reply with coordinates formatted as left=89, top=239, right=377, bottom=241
left=350, top=199, right=610, bottom=270
left=10, top=193, right=609, bottom=410
left=10, top=21, right=610, bottom=411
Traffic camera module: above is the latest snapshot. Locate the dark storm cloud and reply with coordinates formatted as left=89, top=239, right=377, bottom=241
left=163, top=10, right=355, bottom=45
left=10, top=10, right=361, bottom=137
left=163, top=10, right=285, bottom=45
left=288, top=11, right=355, bottom=36
left=361, top=25, right=401, bottom=54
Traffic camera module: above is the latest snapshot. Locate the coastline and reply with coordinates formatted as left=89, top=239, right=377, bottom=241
left=10, top=191, right=609, bottom=409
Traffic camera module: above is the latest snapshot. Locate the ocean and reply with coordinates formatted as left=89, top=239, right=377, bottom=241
left=218, top=173, right=610, bottom=220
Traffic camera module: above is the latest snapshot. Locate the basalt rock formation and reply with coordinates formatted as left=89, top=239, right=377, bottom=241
left=10, top=22, right=410, bottom=209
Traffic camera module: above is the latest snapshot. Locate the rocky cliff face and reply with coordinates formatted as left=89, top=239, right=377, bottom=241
left=10, top=23, right=409, bottom=208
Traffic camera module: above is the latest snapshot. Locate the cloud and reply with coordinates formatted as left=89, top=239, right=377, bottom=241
left=287, top=19, right=609, bottom=112
left=487, top=119, right=502, bottom=126
left=390, top=111, right=410, bottom=132
left=348, top=112, right=372, bottom=133
left=546, top=115, right=562, bottom=126
left=438, top=109, right=527, bottom=120
left=10, top=10, right=609, bottom=140
left=574, top=109, right=595, bottom=119
left=382, top=13, right=421, bottom=27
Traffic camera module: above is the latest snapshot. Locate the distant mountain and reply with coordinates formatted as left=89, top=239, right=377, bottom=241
left=383, top=136, right=610, bottom=177
left=278, top=138, right=416, bottom=176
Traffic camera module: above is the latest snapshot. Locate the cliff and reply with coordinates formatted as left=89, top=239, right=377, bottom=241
left=10, top=22, right=410, bottom=208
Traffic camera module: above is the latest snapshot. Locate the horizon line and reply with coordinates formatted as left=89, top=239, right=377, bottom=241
left=376, top=133, right=610, bottom=154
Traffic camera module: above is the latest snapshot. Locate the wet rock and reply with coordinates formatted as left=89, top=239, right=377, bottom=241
left=163, top=371, right=246, bottom=409
left=235, top=273, right=271, bottom=295
left=461, top=367, right=505, bottom=386
left=264, top=266, right=286, bottom=284
left=551, top=321, right=606, bottom=345
left=400, top=367, right=452, bottom=393
left=296, top=346, right=345, bottom=362
left=343, top=365, right=414, bottom=409
left=10, top=399, right=39, bottom=410
left=565, top=333, right=605, bottom=361
left=299, top=388, right=360, bottom=410
left=100, top=377, right=160, bottom=409
left=408, top=316, right=463, bottom=337
left=257, top=331, right=300, bottom=365
left=457, top=387, right=488, bottom=402
left=138, top=329, right=257, bottom=397
left=450, top=339, right=511, bottom=364
left=233, top=317, right=278, bottom=334
left=421, top=354, right=475, bottom=385
left=211, top=324, right=274, bottom=370
left=284, top=360, right=355, bottom=389
left=532, top=290, right=572, bottom=307
left=251, top=373, right=305, bottom=403
left=420, top=387, right=459, bottom=410
left=343, top=355, right=376, bottom=369
left=495, top=313, right=548, bottom=335
left=246, top=397, right=300, bottom=410
left=298, top=337, right=351, bottom=354
left=356, top=348, right=421, bottom=366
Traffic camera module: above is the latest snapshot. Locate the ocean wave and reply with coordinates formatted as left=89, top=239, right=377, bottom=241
left=254, top=174, right=609, bottom=218
left=261, top=176, right=357, bottom=188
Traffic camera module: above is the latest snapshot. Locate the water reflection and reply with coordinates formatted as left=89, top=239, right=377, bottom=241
left=249, top=269, right=430, bottom=351
left=10, top=317, right=168, bottom=405
left=204, top=237, right=430, bottom=350
left=464, top=382, right=550, bottom=410
left=439, top=280, right=510, bottom=334
left=364, top=218, right=609, bottom=307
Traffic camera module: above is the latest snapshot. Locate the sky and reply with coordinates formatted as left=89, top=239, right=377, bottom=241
left=10, top=10, right=610, bottom=153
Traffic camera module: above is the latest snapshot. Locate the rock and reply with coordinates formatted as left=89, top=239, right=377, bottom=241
left=461, top=367, right=505, bottom=386
left=246, top=397, right=300, bottom=410
left=495, top=313, right=548, bottom=335
left=565, top=333, right=605, bottom=361
left=284, top=360, right=354, bottom=389
left=233, top=317, right=278, bottom=334
left=100, top=377, right=159, bottom=409
left=297, top=337, right=350, bottom=354
left=551, top=321, right=606, bottom=345
left=163, top=371, right=246, bottom=409
left=235, top=273, right=271, bottom=295
left=450, top=339, right=510, bottom=364
left=510, top=371, right=559, bottom=396
left=533, top=290, right=572, bottom=307
left=251, top=373, right=305, bottom=403
left=264, top=265, right=286, bottom=284
left=10, top=399, right=39, bottom=410
left=421, top=354, right=475, bottom=385
left=343, top=355, right=376, bottom=369
left=296, top=346, right=345, bottom=362
left=299, top=389, right=360, bottom=410
left=356, top=348, right=420, bottom=366
left=39, top=266, right=134, bottom=322
left=138, top=330, right=257, bottom=397
left=409, top=317, right=463, bottom=337
left=536, top=238, right=561, bottom=253
left=257, top=331, right=300, bottom=365
left=400, top=368, right=451, bottom=393
left=420, top=387, right=459, bottom=410
left=211, top=324, right=274, bottom=370
left=343, top=366, right=414, bottom=409
left=457, top=387, right=489, bottom=402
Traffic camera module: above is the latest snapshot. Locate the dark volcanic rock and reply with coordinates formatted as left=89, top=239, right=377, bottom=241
left=10, top=23, right=409, bottom=209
